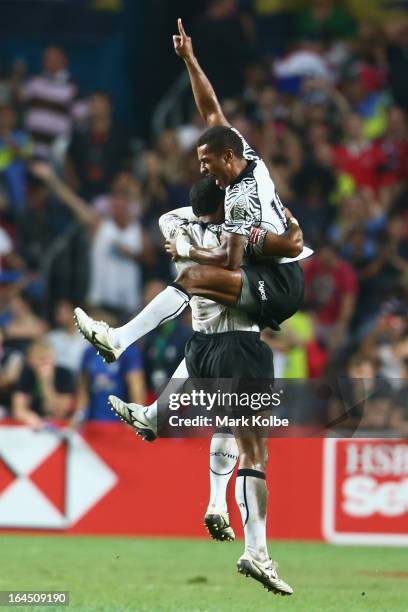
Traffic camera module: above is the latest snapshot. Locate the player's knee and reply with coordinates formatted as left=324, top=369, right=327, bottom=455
left=238, top=440, right=268, bottom=470
left=176, top=266, right=205, bottom=293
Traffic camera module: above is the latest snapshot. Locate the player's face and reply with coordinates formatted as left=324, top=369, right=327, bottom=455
left=197, top=144, right=229, bottom=188
left=199, top=202, right=225, bottom=225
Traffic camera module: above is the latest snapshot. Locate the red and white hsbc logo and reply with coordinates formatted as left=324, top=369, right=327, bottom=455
left=0, top=426, right=117, bottom=529
left=322, top=438, right=408, bottom=545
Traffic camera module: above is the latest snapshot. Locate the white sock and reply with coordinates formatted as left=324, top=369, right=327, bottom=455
left=235, top=468, right=269, bottom=563
left=207, top=433, right=239, bottom=514
left=111, top=285, right=190, bottom=350
left=147, top=358, right=189, bottom=422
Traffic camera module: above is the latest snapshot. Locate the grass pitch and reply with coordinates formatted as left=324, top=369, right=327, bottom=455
left=1, top=535, right=407, bottom=611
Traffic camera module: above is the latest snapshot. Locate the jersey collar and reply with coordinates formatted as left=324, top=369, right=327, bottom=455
left=228, top=159, right=257, bottom=189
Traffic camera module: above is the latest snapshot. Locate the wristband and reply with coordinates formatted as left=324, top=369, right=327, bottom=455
left=248, top=227, right=267, bottom=256
left=176, top=233, right=192, bottom=258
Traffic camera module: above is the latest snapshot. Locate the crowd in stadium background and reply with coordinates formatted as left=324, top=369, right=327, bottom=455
left=0, top=0, right=407, bottom=432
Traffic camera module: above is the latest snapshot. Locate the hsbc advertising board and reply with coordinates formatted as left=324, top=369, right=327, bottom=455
left=0, top=425, right=117, bottom=529
left=0, top=423, right=407, bottom=543
left=323, top=438, right=408, bottom=545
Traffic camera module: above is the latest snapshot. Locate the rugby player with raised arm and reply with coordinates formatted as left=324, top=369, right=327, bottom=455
left=74, top=18, right=313, bottom=596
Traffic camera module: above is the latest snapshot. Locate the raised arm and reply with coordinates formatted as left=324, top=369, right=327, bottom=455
left=29, top=162, right=99, bottom=229
left=173, top=18, right=229, bottom=128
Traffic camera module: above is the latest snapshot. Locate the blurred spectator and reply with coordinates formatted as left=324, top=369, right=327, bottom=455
left=76, top=310, right=146, bottom=421
left=279, top=311, right=315, bottom=379
left=193, top=0, right=255, bottom=99
left=329, top=190, right=386, bottom=251
left=304, top=243, right=357, bottom=351
left=261, top=311, right=316, bottom=379
left=390, top=358, right=408, bottom=435
left=341, top=65, right=389, bottom=141
left=352, top=213, right=408, bottom=328
left=361, top=308, right=408, bottom=389
left=22, top=46, right=78, bottom=159
left=141, top=280, right=191, bottom=396
left=291, top=169, right=336, bottom=246
left=47, top=299, right=87, bottom=378
left=385, top=19, right=408, bottom=112
left=139, top=150, right=169, bottom=215
left=249, top=0, right=295, bottom=58
left=30, top=162, right=154, bottom=319
left=155, top=129, right=191, bottom=209
left=1, top=291, right=47, bottom=351
left=379, top=106, right=408, bottom=187
left=18, top=170, right=67, bottom=274
left=0, top=103, right=31, bottom=211
left=328, top=353, right=394, bottom=433
left=12, top=339, right=74, bottom=430
left=0, top=220, right=25, bottom=278
left=138, top=150, right=177, bottom=282
left=156, top=129, right=186, bottom=185
left=175, top=110, right=205, bottom=153
left=92, top=171, right=143, bottom=221
left=0, top=59, right=25, bottom=106
left=332, top=113, right=387, bottom=191
left=274, top=46, right=334, bottom=92
left=383, top=213, right=408, bottom=276
left=0, top=327, right=23, bottom=416
left=66, top=91, right=131, bottom=200
left=295, top=0, right=356, bottom=42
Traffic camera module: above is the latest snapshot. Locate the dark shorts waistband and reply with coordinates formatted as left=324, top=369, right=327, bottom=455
left=192, top=330, right=261, bottom=340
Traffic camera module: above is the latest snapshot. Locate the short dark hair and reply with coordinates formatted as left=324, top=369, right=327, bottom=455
left=197, top=125, right=244, bottom=158
left=189, top=177, right=224, bottom=217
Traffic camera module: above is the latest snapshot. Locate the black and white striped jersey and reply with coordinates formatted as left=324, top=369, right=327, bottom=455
left=223, top=128, right=288, bottom=239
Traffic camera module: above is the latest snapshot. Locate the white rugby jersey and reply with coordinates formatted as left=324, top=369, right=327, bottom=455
left=159, top=211, right=259, bottom=334
left=224, top=129, right=311, bottom=264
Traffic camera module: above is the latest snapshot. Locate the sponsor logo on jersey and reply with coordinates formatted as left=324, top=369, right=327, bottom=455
left=258, top=280, right=267, bottom=301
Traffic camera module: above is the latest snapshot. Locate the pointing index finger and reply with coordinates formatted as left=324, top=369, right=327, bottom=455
left=178, top=18, right=187, bottom=38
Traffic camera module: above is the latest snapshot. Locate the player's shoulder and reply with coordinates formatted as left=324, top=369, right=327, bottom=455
left=226, top=171, right=258, bottom=197
left=225, top=173, right=260, bottom=216
left=231, top=127, right=260, bottom=162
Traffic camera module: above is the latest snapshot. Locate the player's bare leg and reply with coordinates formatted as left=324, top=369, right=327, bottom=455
left=108, top=358, right=189, bottom=441
left=232, top=421, right=293, bottom=595
left=74, top=266, right=242, bottom=361
left=176, top=265, right=242, bottom=306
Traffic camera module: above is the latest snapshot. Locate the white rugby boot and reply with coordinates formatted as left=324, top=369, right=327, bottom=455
left=204, top=512, right=235, bottom=542
left=237, top=553, right=293, bottom=595
left=74, top=307, right=123, bottom=363
left=108, top=395, right=157, bottom=442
